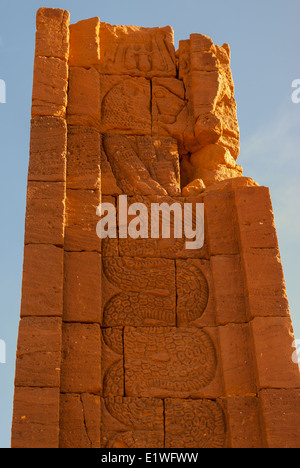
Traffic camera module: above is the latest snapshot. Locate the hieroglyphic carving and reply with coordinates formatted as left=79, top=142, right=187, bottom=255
left=103, top=360, right=124, bottom=397
left=102, top=134, right=180, bottom=196
left=103, top=292, right=175, bottom=327
left=101, top=397, right=164, bottom=448
left=103, top=257, right=175, bottom=293
left=124, top=327, right=217, bottom=397
left=165, top=399, right=226, bottom=448
left=98, top=23, right=176, bottom=78
left=152, top=78, right=192, bottom=149
left=176, top=260, right=209, bottom=324
left=102, top=257, right=176, bottom=327
left=101, top=328, right=124, bottom=397
left=102, top=328, right=123, bottom=355
left=100, top=76, right=151, bottom=135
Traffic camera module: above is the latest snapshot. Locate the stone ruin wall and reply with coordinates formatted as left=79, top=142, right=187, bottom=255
left=11, top=8, right=300, bottom=448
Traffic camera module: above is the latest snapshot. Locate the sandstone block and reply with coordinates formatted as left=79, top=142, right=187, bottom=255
left=67, top=67, right=101, bottom=128
left=205, top=190, right=239, bottom=255
left=35, top=8, right=69, bottom=61
left=15, top=317, right=62, bottom=388
left=28, top=117, right=67, bottom=182
left=210, top=255, right=247, bottom=324
left=259, top=389, right=300, bottom=448
left=32, top=56, right=68, bottom=118
left=21, top=244, right=63, bottom=317
left=98, top=23, right=176, bottom=77
left=60, top=393, right=101, bottom=448
left=60, top=323, right=101, bottom=394
left=192, top=70, right=220, bottom=115
left=226, top=396, right=264, bottom=448
left=218, top=323, right=257, bottom=395
left=242, top=248, right=289, bottom=317
left=25, top=182, right=65, bottom=246
left=63, top=251, right=102, bottom=323
left=69, top=17, right=100, bottom=67
left=235, top=186, right=279, bottom=249
left=11, top=387, right=60, bottom=448
left=251, top=317, right=300, bottom=389
left=64, top=189, right=101, bottom=252
left=67, top=126, right=101, bottom=190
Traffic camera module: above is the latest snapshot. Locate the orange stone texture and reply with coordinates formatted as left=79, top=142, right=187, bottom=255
left=11, top=8, right=300, bottom=448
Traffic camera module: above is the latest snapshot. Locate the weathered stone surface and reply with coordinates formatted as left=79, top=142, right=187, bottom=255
left=21, top=244, right=63, bottom=317
left=28, top=117, right=67, bottom=182
left=101, top=397, right=164, bottom=448
left=66, top=126, right=101, bottom=190
left=242, top=248, right=289, bottom=318
left=60, top=323, right=101, bottom=394
left=205, top=190, right=239, bottom=255
left=98, top=23, right=176, bottom=77
left=152, top=77, right=190, bottom=147
left=165, top=399, right=227, bottom=448
left=60, top=393, right=101, bottom=448
left=35, top=8, right=69, bottom=61
left=25, top=181, right=65, bottom=246
left=251, top=317, right=300, bottom=389
left=226, top=396, right=264, bottom=448
left=64, top=189, right=101, bottom=252
left=67, top=67, right=100, bottom=128
left=69, top=17, right=100, bottom=67
left=189, top=144, right=242, bottom=187
left=259, top=389, right=300, bottom=448
left=210, top=255, right=247, bottom=324
left=32, top=56, right=68, bottom=118
left=235, top=186, right=279, bottom=250
left=11, top=387, right=60, bottom=448
left=218, top=323, right=256, bottom=395
left=15, top=317, right=62, bottom=388
left=102, top=135, right=180, bottom=199
left=181, top=178, right=206, bottom=197
left=64, top=252, right=102, bottom=323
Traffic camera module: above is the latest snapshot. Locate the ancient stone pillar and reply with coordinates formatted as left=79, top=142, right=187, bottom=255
left=11, top=8, right=300, bottom=448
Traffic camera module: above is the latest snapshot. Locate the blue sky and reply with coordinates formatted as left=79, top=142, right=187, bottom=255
left=0, top=0, right=299, bottom=448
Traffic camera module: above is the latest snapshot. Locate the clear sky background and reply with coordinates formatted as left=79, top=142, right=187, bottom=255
left=0, top=0, right=299, bottom=448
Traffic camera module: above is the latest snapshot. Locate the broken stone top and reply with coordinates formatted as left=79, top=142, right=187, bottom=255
left=59, top=11, right=241, bottom=191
